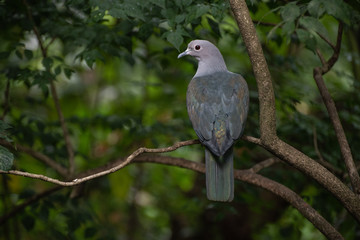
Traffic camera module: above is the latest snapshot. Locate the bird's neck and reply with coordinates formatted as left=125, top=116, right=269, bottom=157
left=194, top=57, right=228, bottom=78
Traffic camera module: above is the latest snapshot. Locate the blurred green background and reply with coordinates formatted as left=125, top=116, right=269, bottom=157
left=0, top=0, right=360, bottom=239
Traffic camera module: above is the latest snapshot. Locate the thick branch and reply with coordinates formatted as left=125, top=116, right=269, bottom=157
left=267, top=139, right=360, bottom=222
left=313, top=22, right=360, bottom=194
left=229, top=0, right=277, bottom=141
left=23, top=0, right=75, bottom=175
left=0, top=139, right=68, bottom=176
left=0, top=142, right=343, bottom=239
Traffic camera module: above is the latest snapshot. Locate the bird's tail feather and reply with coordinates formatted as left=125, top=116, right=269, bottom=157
left=205, top=147, right=234, bottom=202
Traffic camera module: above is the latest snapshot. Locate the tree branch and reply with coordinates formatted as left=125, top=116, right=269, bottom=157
left=0, top=140, right=344, bottom=239
left=0, top=139, right=68, bottom=177
left=229, top=0, right=277, bottom=142
left=313, top=22, right=360, bottom=194
left=23, top=0, right=75, bottom=175
left=0, top=140, right=200, bottom=186
left=248, top=158, right=280, bottom=173
left=312, top=126, right=343, bottom=176
left=229, top=0, right=360, bottom=223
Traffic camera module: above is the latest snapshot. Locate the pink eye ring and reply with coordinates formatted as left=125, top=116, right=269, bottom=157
left=195, top=45, right=201, bottom=50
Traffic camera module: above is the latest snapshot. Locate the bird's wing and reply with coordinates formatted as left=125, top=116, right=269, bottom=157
left=186, top=72, right=249, bottom=156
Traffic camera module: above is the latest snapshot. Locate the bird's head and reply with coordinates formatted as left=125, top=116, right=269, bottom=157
left=178, top=40, right=221, bottom=61
left=178, top=39, right=227, bottom=77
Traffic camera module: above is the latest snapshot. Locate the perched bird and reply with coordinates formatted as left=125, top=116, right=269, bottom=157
left=178, top=40, right=249, bottom=202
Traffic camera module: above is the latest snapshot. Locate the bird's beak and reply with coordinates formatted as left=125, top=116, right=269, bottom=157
left=178, top=49, right=190, bottom=58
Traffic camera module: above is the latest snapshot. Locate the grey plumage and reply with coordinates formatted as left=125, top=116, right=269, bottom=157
left=178, top=40, right=249, bottom=202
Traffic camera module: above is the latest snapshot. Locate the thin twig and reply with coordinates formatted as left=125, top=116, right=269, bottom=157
left=248, top=157, right=281, bottom=173
left=23, top=0, right=75, bottom=175
left=0, top=137, right=346, bottom=239
left=313, top=22, right=360, bottom=194
left=0, top=140, right=200, bottom=186
left=312, top=126, right=343, bottom=176
left=0, top=139, right=68, bottom=177
left=316, top=31, right=336, bottom=50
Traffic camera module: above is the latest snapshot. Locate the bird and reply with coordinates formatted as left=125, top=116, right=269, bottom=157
left=178, top=40, right=249, bottom=202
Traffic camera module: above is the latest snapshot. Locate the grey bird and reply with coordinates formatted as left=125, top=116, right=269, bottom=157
left=178, top=40, right=249, bottom=202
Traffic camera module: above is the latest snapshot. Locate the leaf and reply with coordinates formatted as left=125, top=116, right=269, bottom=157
left=64, top=68, right=75, bottom=79
left=0, top=51, right=10, bottom=59
left=0, top=145, right=13, bottom=171
left=166, top=30, right=183, bottom=51
left=296, top=29, right=317, bottom=53
left=54, top=65, right=62, bottom=75
left=281, top=2, right=300, bottom=22
left=21, top=214, right=35, bottom=231
left=149, top=0, right=165, bottom=9
left=282, top=21, right=295, bottom=36
left=42, top=57, right=53, bottom=71
left=324, top=0, right=350, bottom=24
left=24, top=49, right=33, bottom=60
left=307, top=0, right=326, bottom=18
left=84, top=227, right=97, bottom=238
left=299, top=16, right=329, bottom=39
left=123, top=3, right=145, bottom=21
left=108, top=7, right=127, bottom=19
left=207, top=17, right=221, bottom=36
left=15, top=50, right=23, bottom=59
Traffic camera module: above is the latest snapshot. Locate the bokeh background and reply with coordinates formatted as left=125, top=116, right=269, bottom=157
left=1, top=0, right=360, bottom=239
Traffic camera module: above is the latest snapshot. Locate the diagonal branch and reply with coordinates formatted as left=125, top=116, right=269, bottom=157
left=229, top=0, right=360, bottom=223
left=0, top=140, right=344, bottom=239
left=312, top=126, right=343, bottom=177
left=313, top=22, right=360, bottom=194
left=23, top=0, right=75, bottom=175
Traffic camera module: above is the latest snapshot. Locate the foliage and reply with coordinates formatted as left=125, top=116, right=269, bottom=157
left=0, top=0, right=360, bottom=239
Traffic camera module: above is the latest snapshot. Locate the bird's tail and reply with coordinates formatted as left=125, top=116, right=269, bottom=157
left=205, top=147, right=234, bottom=202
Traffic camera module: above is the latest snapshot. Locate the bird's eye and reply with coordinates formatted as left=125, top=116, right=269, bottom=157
left=195, top=45, right=201, bottom=50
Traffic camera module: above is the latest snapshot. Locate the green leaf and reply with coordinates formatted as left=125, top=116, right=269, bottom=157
left=324, top=0, right=350, bottom=24
left=24, top=49, right=33, bottom=60
left=299, top=16, right=329, bottom=39
left=307, top=0, right=326, bottom=18
left=21, top=214, right=35, bottom=231
left=0, top=51, right=10, bottom=59
left=108, top=5, right=127, bottom=19
left=123, top=3, right=145, bottom=21
left=166, top=30, right=183, bottom=51
left=84, top=227, right=97, bottom=238
left=91, top=9, right=105, bottom=22
left=296, top=29, right=317, bottom=53
left=64, top=68, right=75, bottom=79
left=149, top=0, right=165, bottom=8
left=54, top=65, right=62, bottom=75
left=15, top=50, right=23, bottom=59
left=42, top=57, right=54, bottom=71
left=0, top=145, right=13, bottom=171
left=281, top=2, right=300, bottom=21
left=282, top=21, right=295, bottom=36
left=207, top=17, right=221, bottom=36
